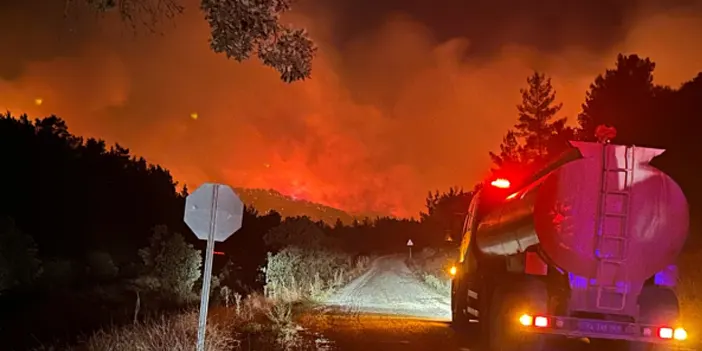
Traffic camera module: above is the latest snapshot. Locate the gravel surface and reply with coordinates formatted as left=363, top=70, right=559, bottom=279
left=298, top=255, right=616, bottom=351
left=299, top=255, right=472, bottom=350
left=324, top=255, right=451, bottom=320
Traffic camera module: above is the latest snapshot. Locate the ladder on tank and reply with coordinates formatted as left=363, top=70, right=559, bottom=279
left=593, top=144, right=635, bottom=311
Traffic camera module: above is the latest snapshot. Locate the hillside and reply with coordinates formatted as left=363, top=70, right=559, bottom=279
left=234, top=188, right=357, bottom=224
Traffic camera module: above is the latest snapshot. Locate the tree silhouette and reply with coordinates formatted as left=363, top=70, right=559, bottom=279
left=420, top=188, right=473, bottom=243
left=0, top=217, right=42, bottom=294
left=490, top=71, right=572, bottom=176
left=514, top=71, right=567, bottom=164
left=489, top=130, right=523, bottom=170
left=577, top=54, right=657, bottom=144
left=64, top=0, right=317, bottom=83
left=0, top=113, right=186, bottom=263
left=263, top=216, right=331, bottom=250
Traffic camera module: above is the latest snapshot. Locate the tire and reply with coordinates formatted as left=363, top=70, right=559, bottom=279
left=628, top=286, right=680, bottom=351
left=452, top=275, right=483, bottom=349
left=487, top=278, right=549, bottom=351
left=451, top=277, right=470, bottom=327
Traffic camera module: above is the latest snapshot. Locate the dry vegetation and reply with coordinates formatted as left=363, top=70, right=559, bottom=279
left=49, top=293, right=314, bottom=351
left=49, top=218, right=372, bottom=351
left=265, top=246, right=371, bottom=302
left=407, top=247, right=454, bottom=296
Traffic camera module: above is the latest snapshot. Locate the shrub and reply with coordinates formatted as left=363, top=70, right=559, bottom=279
left=262, top=217, right=371, bottom=302
left=86, top=251, right=119, bottom=279
left=408, top=247, right=454, bottom=296
left=78, top=311, right=236, bottom=351
left=138, top=225, right=202, bottom=303
left=0, top=217, right=42, bottom=294
left=41, top=258, right=76, bottom=287
left=265, top=247, right=370, bottom=302
left=263, top=216, right=331, bottom=250
left=70, top=293, right=314, bottom=351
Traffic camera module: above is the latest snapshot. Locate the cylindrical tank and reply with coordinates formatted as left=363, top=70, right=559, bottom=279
left=475, top=141, right=689, bottom=282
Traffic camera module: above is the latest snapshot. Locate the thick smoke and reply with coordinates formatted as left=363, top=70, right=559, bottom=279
left=1, top=0, right=701, bottom=216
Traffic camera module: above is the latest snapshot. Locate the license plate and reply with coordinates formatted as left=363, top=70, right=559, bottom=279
left=577, top=320, right=626, bottom=335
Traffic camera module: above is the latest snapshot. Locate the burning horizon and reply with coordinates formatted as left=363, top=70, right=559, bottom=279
left=1, top=0, right=702, bottom=217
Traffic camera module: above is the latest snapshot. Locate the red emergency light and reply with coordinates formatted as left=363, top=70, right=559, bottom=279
left=490, top=178, right=511, bottom=189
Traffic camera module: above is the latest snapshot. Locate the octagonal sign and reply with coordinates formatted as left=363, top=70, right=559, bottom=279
left=184, top=183, right=244, bottom=242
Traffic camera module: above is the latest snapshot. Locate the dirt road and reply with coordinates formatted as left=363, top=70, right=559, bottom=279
left=324, top=255, right=451, bottom=320
left=299, top=256, right=690, bottom=351
left=300, top=255, right=472, bottom=350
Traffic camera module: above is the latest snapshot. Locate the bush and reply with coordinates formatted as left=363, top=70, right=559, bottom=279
left=0, top=217, right=42, bottom=294
left=138, top=225, right=202, bottom=303
left=265, top=247, right=370, bottom=302
left=69, top=293, right=314, bottom=351
left=262, top=217, right=371, bottom=302
left=77, top=311, right=235, bottom=350
left=86, top=251, right=119, bottom=279
left=263, top=216, right=332, bottom=250
left=408, top=247, right=454, bottom=296
left=41, top=259, right=76, bottom=286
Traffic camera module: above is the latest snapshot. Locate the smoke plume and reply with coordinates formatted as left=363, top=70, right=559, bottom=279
left=1, top=0, right=701, bottom=216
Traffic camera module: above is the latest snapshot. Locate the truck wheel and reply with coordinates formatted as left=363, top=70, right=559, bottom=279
left=488, top=278, right=549, bottom=351
left=452, top=277, right=481, bottom=348
left=628, top=286, right=680, bottom=351
left=451, top=277, right=470, bottom=327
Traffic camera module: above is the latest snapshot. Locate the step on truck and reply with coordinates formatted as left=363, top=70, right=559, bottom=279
left=450, top=138, right=691, bottom=350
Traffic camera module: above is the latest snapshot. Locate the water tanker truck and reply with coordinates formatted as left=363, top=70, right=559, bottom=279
left=450, top=139, right=691, bottom=350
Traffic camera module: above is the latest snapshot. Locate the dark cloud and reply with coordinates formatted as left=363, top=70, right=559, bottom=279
left=0, top=0, right=103, bottom=79
left=303, top=0, right=697, bottom=55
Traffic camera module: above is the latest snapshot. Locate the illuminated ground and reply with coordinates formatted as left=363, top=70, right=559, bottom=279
left=299, top=255, right=599, bottom=351
left=299, top=255, right=471, bottom=350
left=324, top=255, right=451, bottom=320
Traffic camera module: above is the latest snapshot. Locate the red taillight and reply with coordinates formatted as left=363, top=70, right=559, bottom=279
left=534, top=316, right=549, bottom=328
left=214, top=251, right=225, bottom=256
left=659, top=327, right=673, bottom=339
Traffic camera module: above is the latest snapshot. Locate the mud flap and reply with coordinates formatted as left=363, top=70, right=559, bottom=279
left=451, top=278, right=469, bottom=326
left=629, top=286, right=680, bottom=351
left=488, top=278, right=549, bottom=351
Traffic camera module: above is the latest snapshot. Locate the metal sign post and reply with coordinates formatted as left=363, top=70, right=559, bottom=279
left=184, top=183, right=243, bottom=351
left=197, top=219, right=216, bottom=351
left=407, top=239, right=414, bottom=260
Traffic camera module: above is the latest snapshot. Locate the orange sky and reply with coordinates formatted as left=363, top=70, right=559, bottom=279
left=1, top=1, right=702, bottom=217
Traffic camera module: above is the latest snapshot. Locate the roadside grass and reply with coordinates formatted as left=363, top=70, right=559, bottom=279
left=264, top=246, right=372, bottom=303
left=39, top=293, right=313, bottom=351
left=50, top=247, right=372, bottom=351
left=407, top=247, right=454, bottom=296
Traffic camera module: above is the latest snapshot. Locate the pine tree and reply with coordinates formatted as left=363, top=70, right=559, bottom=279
left=515, top=71, right=565, bottom=164
left=489, top=130, right=523, bottom=168
left=577, top=54, right=657, bottom=144
left=489, top=71, right=568, bottom=172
